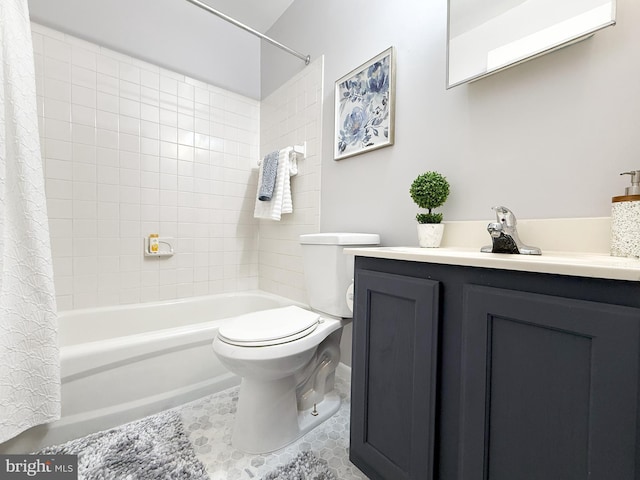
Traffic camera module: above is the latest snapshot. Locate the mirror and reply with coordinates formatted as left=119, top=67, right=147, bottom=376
left=447, top=0, right=616, bottom=88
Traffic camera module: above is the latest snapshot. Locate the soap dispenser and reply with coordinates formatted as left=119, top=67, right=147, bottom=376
left=611, top=171, right=640, bottom=258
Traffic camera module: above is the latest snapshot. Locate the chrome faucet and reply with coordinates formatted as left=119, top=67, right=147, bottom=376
left=480, top=206, right=541, bottom=255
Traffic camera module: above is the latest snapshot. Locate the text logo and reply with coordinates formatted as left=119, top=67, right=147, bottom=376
left=0, top=455, right=77, bottom=479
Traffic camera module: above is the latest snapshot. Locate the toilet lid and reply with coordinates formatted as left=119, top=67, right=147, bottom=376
left=217, top=305, right=320, bottom=347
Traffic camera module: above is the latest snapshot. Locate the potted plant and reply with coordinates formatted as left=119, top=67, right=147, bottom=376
left=410, top=171, right=450, bottom=247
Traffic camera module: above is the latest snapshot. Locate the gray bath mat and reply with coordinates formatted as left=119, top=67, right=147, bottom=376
left=37, top=410, right=208, bottom=480
left=262, top=451, right=337, bottom=480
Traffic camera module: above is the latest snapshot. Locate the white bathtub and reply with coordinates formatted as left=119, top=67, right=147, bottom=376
left=1, top=291, right=301, bottom=454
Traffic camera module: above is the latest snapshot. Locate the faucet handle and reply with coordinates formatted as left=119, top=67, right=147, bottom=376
left=487, top=222, right=503, bottom=238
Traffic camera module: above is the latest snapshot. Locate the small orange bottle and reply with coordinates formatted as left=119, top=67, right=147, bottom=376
left=149, top=234, right=159, bottom=253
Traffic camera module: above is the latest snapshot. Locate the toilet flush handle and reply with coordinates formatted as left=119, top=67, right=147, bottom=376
left=346, top=280, right=354, bottom=313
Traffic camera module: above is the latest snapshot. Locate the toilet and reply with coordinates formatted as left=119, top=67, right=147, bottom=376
left=212, top=232, right=380, bottom=453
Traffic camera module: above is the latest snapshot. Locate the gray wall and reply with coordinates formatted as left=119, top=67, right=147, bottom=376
left=28, top=0, right=261, bottom=99
left=263, top=0, right=640, bottom=247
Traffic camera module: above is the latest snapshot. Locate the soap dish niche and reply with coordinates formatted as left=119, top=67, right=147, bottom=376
left=143, top=236, right=174, bottom=258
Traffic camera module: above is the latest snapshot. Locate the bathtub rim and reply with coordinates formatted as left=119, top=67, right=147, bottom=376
left=60, top=290, right=309, bottom=379
left=57, top=289, right=305, bottom=320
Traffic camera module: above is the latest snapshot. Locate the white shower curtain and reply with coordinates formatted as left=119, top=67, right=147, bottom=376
left=0, top=0, right=60, bottom=443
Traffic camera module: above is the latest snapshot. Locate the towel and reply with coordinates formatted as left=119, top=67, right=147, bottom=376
left=254, top=147, right=297, bottom=221
left=258, top=151, right=279, bottom=201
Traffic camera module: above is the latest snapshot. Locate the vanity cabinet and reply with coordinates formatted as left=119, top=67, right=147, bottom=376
left=349, top=256, right=640, bottom=480
left=350, top=270, right=440, bottom=480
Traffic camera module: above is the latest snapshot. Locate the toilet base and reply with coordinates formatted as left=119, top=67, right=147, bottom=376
left=296, top=392, right=340, bottom=439
left=231, top=376, right=341, bottom=454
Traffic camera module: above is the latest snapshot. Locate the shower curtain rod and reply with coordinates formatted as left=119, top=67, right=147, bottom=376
left=184, top=0, right=311, bottom=65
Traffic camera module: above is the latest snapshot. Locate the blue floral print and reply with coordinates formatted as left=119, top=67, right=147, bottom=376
left=337, top=55, right=391, bottom=156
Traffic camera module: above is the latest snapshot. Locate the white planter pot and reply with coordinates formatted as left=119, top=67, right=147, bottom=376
left=417, top=223, right=445, bottom=248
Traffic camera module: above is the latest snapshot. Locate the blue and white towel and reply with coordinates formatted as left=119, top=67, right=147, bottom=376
left=258, top=151, right=279, bottom=201
left=254, top=147, right=297, bottom=221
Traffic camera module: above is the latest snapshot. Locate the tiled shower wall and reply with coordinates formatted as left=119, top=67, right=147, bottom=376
left=258, top=58, right=323, bottom=303
left=32, top=23, right=261, bottom=311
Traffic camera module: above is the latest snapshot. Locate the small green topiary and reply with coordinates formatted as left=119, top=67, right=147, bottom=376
left=410, top=171, right=450, bottom=224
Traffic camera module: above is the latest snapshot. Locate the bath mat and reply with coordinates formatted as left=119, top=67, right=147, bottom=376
left=36, top=410, right=209, bottom=480
left=261, top=451, right=337, bottom=480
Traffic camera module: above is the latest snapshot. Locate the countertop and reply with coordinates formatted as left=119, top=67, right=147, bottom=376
left=345, top=246, right=640, bottom=282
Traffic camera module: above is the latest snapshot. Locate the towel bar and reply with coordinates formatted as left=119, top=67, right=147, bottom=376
left=257, top=143, right=306, bottom=166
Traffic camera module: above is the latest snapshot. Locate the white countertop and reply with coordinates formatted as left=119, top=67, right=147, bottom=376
left=345, top=246, right=640, bottom=282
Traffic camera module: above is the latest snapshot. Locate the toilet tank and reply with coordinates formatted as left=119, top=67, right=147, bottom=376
left=299, top=233, right=380, bottom=318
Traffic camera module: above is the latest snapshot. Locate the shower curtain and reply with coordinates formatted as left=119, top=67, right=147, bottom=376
left=0, top=0, right=60, bottom=443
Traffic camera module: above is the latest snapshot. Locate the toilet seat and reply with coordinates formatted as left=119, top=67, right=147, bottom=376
left=218, top=305, right=320, bottom=347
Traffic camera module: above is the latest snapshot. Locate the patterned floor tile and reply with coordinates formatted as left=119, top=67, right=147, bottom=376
left=178, top=374, right=368, bottom=479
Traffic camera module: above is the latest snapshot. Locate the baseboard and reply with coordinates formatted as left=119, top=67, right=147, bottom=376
left=336, top=362, right=351, bottom=382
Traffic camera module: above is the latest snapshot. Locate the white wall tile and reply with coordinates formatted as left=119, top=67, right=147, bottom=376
left=46, top=158, right=73, bottom=180
left=72, top=182, right=96, bottom=202
left=44, top=78, right=71, bottom=102
left=120, top=80, right=140, bottom=101
left=119, top=98, right=140, bottom=118
left=140, top=104, right=159, bottom=123
left=96, top=147, right=118, bottom=167
left=141, top=86, right=160, bottom=107
left=97, top=92, right=118, bottom=113
left=119, top=133, right=140, bottom=153
left=46, top=179, right=73, bottom=200
left=140, top=138, right=159, bottom=156
left=140, top=70, right=159, bottom=89
left=44, top=57, right=70, bottom=83
left=71, top=104, right=95, bottom=127
left=45, top=119, right=71, bottom=141
left=120, top=151, right=140, bottom=169
left=96, top=55, right=119, bottom=77
left=119, top=115, right=140, bottom=136
left=178, top=130, right=195, bottom=148
left=140, top=121, right=159, bottom=140
left=96, top=110, right=118, bottom=131
left=72, top=85, right=96, bottom=108
left=258, top=58, right=323, bottom=304
left=97, top=73, right=118, bottom=95
left=72, top=124, right=95, bottom=145
left=71, top=65, right=96, bottom=89
left=159, top=76, right=178, bottom=95
left=96, top=128, right=117, bottom=148
left=36, top=23, right=260, bottom=310
left=160, top=142, right=177, bottom=159
left=119, top=63, right=140, bottom=84
left=45, top=138, right=72, bottom=161
left=43, top=97, right=71, bottom=121
left=160, top=93, right=177, bottom=112
left=72, top=47, right=96, bottom=70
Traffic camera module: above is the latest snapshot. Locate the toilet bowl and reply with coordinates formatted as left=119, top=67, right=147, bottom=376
left=212, top=232, right=380, bottom=453
left=213, top=305, right=346, bottom=453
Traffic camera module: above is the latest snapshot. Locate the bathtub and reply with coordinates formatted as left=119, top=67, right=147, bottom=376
left=1, top=291, right=301, bottom=454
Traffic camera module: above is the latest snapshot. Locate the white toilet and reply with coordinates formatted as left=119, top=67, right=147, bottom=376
left=212, top=232, right=380, bottom=453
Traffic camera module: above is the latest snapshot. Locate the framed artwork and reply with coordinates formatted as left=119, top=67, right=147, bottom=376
left=334, top=46, right=395, bottom=160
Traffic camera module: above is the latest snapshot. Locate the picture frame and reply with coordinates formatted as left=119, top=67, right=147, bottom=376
left=334, top=46, right=396, bottom=160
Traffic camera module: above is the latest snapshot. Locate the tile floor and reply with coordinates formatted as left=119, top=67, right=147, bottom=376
left=178, top=370, right=368, bottom=479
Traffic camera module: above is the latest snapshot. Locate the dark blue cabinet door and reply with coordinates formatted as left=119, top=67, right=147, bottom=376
left=350, top=269, right=440, bottom=480
left=459, top=285, right=640, bottom=480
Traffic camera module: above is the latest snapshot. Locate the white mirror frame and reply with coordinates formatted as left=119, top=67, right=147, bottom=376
left=446, top=0, right=617, bottom=89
